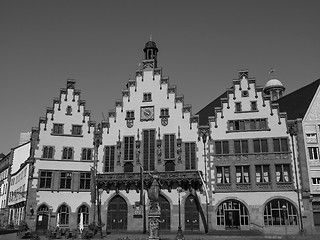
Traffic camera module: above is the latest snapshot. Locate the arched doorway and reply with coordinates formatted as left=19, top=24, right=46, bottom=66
left=216, top=199, right=249, bottom=230
left=159, top=195, right=170, bottom=230
left=107, top=195, right=127, bottom=231
left=36, top=204, right=49, bottom=233
left=185, top=195, right=199, bottom=231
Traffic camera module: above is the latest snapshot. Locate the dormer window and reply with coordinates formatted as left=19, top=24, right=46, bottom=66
left=143, top=93, right=152, bottom=102
left=251, top=101, right=257, bottom=111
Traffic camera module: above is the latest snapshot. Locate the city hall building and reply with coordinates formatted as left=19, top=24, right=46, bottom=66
left=6, top=40, right=314, bottom=234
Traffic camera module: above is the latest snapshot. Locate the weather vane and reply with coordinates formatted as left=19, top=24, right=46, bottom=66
left=269, top=68, right=275, bottom=78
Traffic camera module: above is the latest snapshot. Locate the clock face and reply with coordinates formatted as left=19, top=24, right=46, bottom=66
left=141, top=106, right=154, bottom=121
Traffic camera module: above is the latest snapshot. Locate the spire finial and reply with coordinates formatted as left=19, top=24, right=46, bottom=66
left=269, top=68, right=275, bottom=78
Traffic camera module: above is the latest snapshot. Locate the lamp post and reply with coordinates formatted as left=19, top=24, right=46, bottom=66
left=288, top=124, right=304, bottom=232
left=176, top=187, right=184, bottom=240
left=282, top=204, right=288, bottom=238
left=98, top=188, right=103, bottom=239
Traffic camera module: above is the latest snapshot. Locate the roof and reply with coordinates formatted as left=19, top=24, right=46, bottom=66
left=275, top=79, right=320, bottom=120
left=196, top=91, right=228, bottom=126
left=264, top=78, right=285, bottom=89
left=0, top=153, right=5, bottom=159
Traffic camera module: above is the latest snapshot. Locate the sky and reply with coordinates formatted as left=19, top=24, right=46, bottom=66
left=1, top=0, right=320, bottom=154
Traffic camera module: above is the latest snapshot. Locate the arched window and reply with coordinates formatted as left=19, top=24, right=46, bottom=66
left=124, top=162, right=133, bottom=173
left=57, top=204, right=69, bottom=225
left=264, top=199, right=298, bottom=226
left=78, top=205, right=89, bottom=225
left=38, top=204, right=49, bottom=213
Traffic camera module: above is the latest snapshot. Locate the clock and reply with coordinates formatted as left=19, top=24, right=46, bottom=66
left=140, top=106, right=154, bottom=121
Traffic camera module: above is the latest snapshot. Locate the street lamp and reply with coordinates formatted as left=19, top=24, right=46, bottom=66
left=282, top=204, right=288, bottom=237
left=176, top=187, right=184, bottom=240
left=288, top=124, right=304, bottom=232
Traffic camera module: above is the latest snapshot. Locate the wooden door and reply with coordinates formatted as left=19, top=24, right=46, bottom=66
left=159, top=195, right=170, bottom=230
left=107, top=195, right=127, bottom=231
left=185, top=195, right=199, bottom=231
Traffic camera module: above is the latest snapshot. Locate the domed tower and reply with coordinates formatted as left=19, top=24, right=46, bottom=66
left=264, top=78, right=285, bottom=101
left=143, top=40, right=159, bottom=68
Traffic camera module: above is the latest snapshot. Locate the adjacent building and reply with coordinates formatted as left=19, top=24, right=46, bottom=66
left=0, top=152, right=11, bottom=227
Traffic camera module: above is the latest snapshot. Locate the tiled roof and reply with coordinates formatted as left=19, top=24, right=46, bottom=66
left=196, top=91, right=228, bottom=126
left=275, top=79, right=320, bottom=120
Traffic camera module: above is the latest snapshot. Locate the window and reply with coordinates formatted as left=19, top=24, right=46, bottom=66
left=81, top=148, right=92, bottom=160
left=124, top=162, right=133, bottom=172
left=216, top=166, right=230, bottom=184
left=57, top=205, right=69, bottom=225
left=143, top=130, right=155, bottom=171
left=104, top=146, right=115, bottom=172
left=308, top=147, right=319, bottom=160
left=185, top=142, right=196, bottom=170
left=66, top=106, right=72, bottom=115
left=165, top=161, right=175, bottom=171
left=235, top=102, right=242, bottom=112
left=78, top=205, right=89, bottom=225
left=160, top=108, right=169, bottom=116
left=254, top=139, right=268, bottom=153
left=264, top=199, right=298, bottom=226
left=242, top=90, right=249, bottom=97
left=143, top=93, right=152, bottom=102
left=43, top=146, right=54, bottom=159
left=273, top=138, right=289, bottom=152
left=312, top=178, right=320, bottom=185
left=306, top=133, right=318, bottom=143
left=72, top=125, right=82, bottom=135
left=251, top=101, right=257, bottom=111
left=62, top=147, right=73, bottom=160
left=228, top=119, right=268, bottom=131
left=124, top=136, right=134, bottom=161
left=53, top=124, right=63, bottom=134
left=126, top=111, right=135, bottom=119
left=255, top=165, right=270, bottom=183
left=236, top=166, right=250, bottom=183
left=79, top=172, right=91, bottom=190
left=234, top=140, right=248, bottom=154
left=60, top=172, right=72, bottom=189
left=276, top=164, right=291, bottom=182
left=39, top=171, right=52, bottom=189
left=215, top=141, right=229, bottom=154
left=164, top=134, right=175, bottom=159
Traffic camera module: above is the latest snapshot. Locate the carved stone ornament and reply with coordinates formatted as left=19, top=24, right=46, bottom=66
left=127, top=119, right=134, bottom=128
left=161, top=117, right=168, bottom=126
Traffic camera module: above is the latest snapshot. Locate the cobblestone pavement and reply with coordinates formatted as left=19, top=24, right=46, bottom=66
left=2, top=232, right=320, bottom=240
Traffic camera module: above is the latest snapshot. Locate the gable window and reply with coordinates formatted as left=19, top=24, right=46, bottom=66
left=306, top=133, right=318, bottom=144
left=234, top=140, right=248, bottom=154
left=143, top=92, right=152, bottom=102
left=254, top=139, right=268, bottom=153
left=215, top=141, right=229, bottom=155
left=216, top=166, right=230, bottom=184
left=43, top=146, right=54, bottom=159
left=251, top=101, right=257, bottom=111
left=308, top=147, right=319, bottom=160
left=72, top=125, right=82, bottom=135
left=235, top=102, right=242, bottom=112
left=236, top=166, right=250, bottom=183
left=66, top=106, right=72, bottom=115
left=60, top=172, right=72, bottom=189
left=275, top=164, right=291, bottom=182
left=143, top=130, right=156, bottom=171
left=79, top=172, right=91, bottom=190
left=62, top=147, right=73, bottom=160
left=160, top=108, right=169, bottom=117
left=255, top=165, right=270, bottom=183
left=39, top=171, right=52, bottom=189
left=124, top=136, right=134, bottom=161
left=185, top=142, right=196, bottom=170
left=53, top=124, right=64, bottom=134
left=273, top=138, right=289, bottom=152
left=104, top=146, right=115, bottom=172
left=126, top=111, right=135, bottom=119
left=81, top=148, right=92, bottom=161
left=164, top=134, right=175, bottom=159
left=228, top=119, right=267, bottom=132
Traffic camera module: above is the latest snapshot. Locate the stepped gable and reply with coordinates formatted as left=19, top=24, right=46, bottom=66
left=275, top=79, right=320, bottom=120
left=37, top=79, right=95, bottom=132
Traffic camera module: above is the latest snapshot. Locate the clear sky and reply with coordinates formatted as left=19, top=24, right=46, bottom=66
left=1, top=0, right=320, bottom=154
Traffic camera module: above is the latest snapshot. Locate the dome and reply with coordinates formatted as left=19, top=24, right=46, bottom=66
left=264, top=78, right=285, bottom=90
left=144, top=41, right=158, bottom=51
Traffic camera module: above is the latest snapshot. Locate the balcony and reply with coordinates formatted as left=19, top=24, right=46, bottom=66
left=256, top=182, right=272, bottom=191
left=216, top=183, right=232, bottom=191
left=236, top=183, right=252, bottom=191
left=276, top=182, right=294, bottom=190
